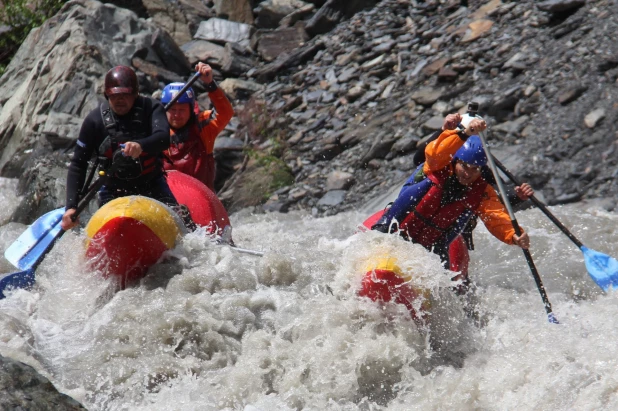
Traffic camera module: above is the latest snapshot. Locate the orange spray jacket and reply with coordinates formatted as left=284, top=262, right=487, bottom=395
left=422, top=129, right=520, bottom=245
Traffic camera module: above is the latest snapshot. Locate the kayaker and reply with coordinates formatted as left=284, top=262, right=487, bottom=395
left=61, top=65, right=190, bottom=230
left=371, top=115, right=530, bottom=287
left=410, top=108, right=534, bottom=292
left=161, top=62, right=234, bottom=191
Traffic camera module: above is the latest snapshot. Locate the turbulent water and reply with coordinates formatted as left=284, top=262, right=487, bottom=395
left=1, top=176, right=618, bottom=410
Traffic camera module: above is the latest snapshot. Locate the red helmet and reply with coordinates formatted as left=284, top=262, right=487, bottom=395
left=104, top=66, right=138, bottom=96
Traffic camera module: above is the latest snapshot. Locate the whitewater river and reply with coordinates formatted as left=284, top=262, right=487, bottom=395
left=1, top=176, right=617, bottom=410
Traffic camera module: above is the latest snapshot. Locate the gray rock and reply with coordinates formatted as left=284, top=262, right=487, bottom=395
left=325, top=170, right=355, bottom=190
left=317, top=189, right=346, bottom=206
left=338, top=66, right=359, bottom=83
left=256, top=0, right=311, bottom=29
left=214, top=0, right=254, bottom=24
left=180, top=40, right=226, bottom=67
left=557, top=85, right=587, bottom=105
left=411, top=87, right=443, bottom=106
left=391, top=133, right=420, bottom=155
left=257, top=26, right=310, bottom=63
left=422, top=116, right=444, bottom=131
left=584, top=108, right=605, bottom=129
left=0, top=355, right=85, bottom=410
left=219, top=78, right=265, bottom=100
left=151, top=28, right=192, bottom=75
left=214, top=137, right=245, bottom=151
left=194, top=17, right=254, bottom=48
left=537, top=0, right=586, bottom=13
left=347, top=85, right=365, bottom=101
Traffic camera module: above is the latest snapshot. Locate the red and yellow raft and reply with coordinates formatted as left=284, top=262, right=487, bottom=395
left=358, top=256, right=431, bottom=321
left=84, top=171, right=231, bottom=286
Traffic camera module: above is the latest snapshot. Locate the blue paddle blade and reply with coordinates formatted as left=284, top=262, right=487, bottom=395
left=581, top=246, right=618, bottom=292
left=4, top=208, right=64, bottom=270
left=0, top=269, right=35, bottom=299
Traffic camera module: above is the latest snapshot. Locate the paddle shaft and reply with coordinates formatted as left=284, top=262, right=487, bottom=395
left=478, top=130, right=555, bottom=318
left=230, top=245, right=264, bottom=257
left=492, top=157, right=584, bottom=249
left=163, top=72, right=201, bottom=111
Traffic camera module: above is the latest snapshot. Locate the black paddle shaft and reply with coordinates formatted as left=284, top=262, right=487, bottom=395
left=492, top=157, right=584, bottom=248
left=71, top=161, right=120, bottom=221
left=163, top=72, right=201, bottom=111
left=478, top=131, right=555, bottom=318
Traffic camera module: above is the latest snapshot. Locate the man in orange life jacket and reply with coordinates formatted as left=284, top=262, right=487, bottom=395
left=61, top=65, right=183, bottom=230
left=161, top=62, right=234, bottom=191
left=371, top=115, right=530, bottom=277
left=411, top=111, right=534, bottom=292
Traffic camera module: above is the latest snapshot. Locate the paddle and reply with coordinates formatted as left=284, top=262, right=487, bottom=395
left=163, top=71, right=201, bottom=111
left=1, top=168, right=110, bottom=298
left=478, top=129, right=559, bottom=324
left=230, top=246, right=264, bottom=257
left=492, top=156, right=618, bottom=292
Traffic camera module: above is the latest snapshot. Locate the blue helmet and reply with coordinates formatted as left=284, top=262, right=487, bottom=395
left=453, top=135, right=487, bottom=167
left=161, top=82, right=195, bottom=105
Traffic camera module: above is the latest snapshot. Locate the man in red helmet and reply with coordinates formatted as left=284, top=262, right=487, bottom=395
left=61, top=65, right=188, bottom=230
left=161, top=62, right=234, bottom=191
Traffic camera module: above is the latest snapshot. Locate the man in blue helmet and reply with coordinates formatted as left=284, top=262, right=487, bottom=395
left=409, top=108, right=534, bottom=292
left=371, top=114, right=529, bottom=276
left=161, top=62, right=234, bottom=191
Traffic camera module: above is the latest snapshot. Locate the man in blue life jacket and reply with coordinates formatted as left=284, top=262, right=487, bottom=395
left=61, top=65, right=193, bottom=230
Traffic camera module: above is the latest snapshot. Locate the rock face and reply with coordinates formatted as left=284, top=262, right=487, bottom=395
left=1, top=0, right=618, bottom=404
left=0, top=354, right=86, bottom=410
left=240, top=0, right=618, bottom=214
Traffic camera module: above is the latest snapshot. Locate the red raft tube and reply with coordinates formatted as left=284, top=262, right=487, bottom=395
left=84, top=171, right=231, bottom=286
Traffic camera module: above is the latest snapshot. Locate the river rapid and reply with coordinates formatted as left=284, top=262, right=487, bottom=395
left=0, top=176, right=617, bottom=410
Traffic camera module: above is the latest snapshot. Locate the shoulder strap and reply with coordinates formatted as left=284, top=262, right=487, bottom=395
left=100, top=101, right=116, bottom=133
left=100, top=97, right=149, bottom=133
left=131, top=96, right=147, bottom=127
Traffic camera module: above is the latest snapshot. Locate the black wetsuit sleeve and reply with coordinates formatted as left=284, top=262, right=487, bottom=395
left=134, top=98, right=170, bottom=154
left=66, top=110, right=100, bottom=209
left=413, top=130, right=442, bottom=167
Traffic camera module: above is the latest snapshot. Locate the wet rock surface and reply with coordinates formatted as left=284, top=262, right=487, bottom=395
left=0, top=354, right=86, bottom=410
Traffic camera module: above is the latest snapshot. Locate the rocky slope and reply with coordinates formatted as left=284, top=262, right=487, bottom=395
left=1, top=0, right=617, bottom=219
left=238, top=0, right=618, bottom=215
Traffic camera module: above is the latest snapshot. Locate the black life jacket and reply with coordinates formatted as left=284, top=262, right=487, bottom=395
left=98, top=98, right=161, bottom=182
